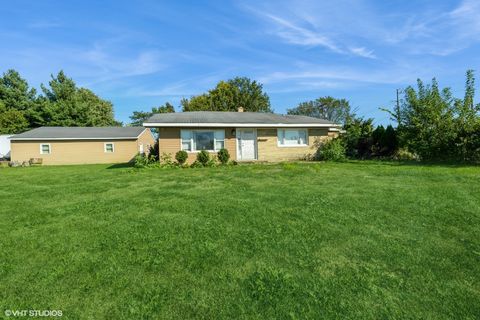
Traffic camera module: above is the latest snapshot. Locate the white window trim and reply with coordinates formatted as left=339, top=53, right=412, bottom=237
left=104, top=142, right=115, bottom=153
left=39, top=143, right=51, bottom=154
left=180, top=129, right=225, bottom=153
left=277, top=128, right=309, bottom=147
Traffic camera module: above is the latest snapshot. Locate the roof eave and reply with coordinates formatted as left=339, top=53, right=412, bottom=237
left=10, top=137, right=139, bottom=141
left=143, top=122, right=340, bottom=128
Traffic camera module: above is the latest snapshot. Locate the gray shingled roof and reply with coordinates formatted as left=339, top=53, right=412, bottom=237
left=144, top=112, right=338, bottom=127
left=10, top=127, right=147, bottom=140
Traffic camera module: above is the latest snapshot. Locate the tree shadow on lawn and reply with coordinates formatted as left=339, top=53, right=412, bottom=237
left=106, top=162, right=135, bottom=169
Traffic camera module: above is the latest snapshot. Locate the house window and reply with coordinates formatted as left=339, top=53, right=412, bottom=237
left=104, top=143, right=114, bottom=153
left=181, top=129, right=225, bottom=152
left=277, top=129, right=308, bottom=147
left=40, top=144, right=51, bottom=154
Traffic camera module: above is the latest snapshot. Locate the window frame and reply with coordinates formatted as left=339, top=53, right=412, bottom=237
left=39, top=143, right=51, bottom=155
left=181, top=129, right=225, bottom=152
left=277, top=128, right=309, bottom=147
left=104, top=142, right=115, bottom=153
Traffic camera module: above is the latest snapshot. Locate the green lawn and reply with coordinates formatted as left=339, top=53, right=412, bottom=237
left=1, top=162, right=479, bottom=319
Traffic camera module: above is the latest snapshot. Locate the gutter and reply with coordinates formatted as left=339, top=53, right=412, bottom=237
left=10, top=137, right=140, bottom=141
left=143, top=122, right=341, bottom=128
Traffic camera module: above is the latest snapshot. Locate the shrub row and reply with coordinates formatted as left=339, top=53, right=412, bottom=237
left=135, top=148, right=232, bottom=168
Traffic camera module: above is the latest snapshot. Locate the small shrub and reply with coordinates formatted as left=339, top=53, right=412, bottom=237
left=134, top=153, right=158, bottom=168
left=160, top=152, right=176, bottom=167
left=317, top=138, right=346, bottom=161
left=196, top=150, right=210, bottom=165
left=134, top=153, right=149, bottom=168
left=175, top=150, right=188, bottom=165
left=148, top=141, right=159, bottom=161
left=205, top=158, right=217, bottom=167
left=190, top=160, right=204, bottom=168
left=393, top=148, right=420, bottom=161
left=217, top=148, right=230, bottom=164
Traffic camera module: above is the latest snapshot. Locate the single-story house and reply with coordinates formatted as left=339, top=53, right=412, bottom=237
left=0, top=134, right=12, bottom=160
left=10, top=127, right=155, bottom=165
left=143, top=109, right=340, bottom=163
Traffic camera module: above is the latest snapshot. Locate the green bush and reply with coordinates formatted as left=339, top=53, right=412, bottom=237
left=196, top=150, right=210, bottom=165
left=175, top=150, right=188, bottom=165
left=190, top=160, right=204, bottom=168
left=160, top=152, right=176, bottom=168
left=393, top=148, right=419, bottom=161
left=134, top=153, right=155, bottom=168
left=317, top=138, right=346, bottom=161
left=206, top=158, right=217, bottom=167
left=148, top=141, right=159, bottom=161
left=217, top=148, right=230, bottom=164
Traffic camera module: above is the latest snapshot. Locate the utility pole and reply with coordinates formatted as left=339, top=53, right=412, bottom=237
left=395, top=88, right=401, bottom=123
left=396, top=89, right=400, bottom=111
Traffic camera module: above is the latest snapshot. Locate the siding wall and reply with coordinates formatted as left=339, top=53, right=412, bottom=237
left=257, top=128, right=336, bottom=161
left=10, top=130, right=155, bottom=165
left=137, top=129, right=156, bottom=153
left=157, top=127, right=337, bottom=163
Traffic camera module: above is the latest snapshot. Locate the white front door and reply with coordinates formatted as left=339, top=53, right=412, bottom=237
left=237, top=129, right=256, bottom=160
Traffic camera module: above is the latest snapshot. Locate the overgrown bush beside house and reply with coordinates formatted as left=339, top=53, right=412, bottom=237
left=148, top=141, right=159, bottom=161
left=217, top=148, right=230, bottom=164
left=160, top=152, right=176, bottom=167
left=316, top=118, right=400, bottom=162
left=317, top=138, right=346, bottom=161
left=134, top=153, right=156, bottom=168
left=191, top=150, right=217, bottom=168
left=175, top=150, right=188, bottom=165
left=196, top=150, right=210, bottom=165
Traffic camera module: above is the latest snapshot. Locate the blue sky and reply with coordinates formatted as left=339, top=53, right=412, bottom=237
left=1, top=0, right=479, bottom=125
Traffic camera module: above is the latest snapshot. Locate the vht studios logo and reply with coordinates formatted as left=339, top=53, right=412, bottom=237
left=4, top=309, right=63, bottom=317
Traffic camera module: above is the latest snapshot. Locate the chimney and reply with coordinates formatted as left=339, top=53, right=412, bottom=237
left=237, top=107, right=244, bottom=112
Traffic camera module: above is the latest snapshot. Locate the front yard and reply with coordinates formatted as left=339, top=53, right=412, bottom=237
left=0, top=162, right=479, bottom=319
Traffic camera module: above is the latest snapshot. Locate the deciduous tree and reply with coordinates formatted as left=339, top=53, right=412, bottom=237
left=287, top=96, right=353, bottom=125
left=129, top=102, right=175, bottom=126
left=181, top=77, right=271, bottom=112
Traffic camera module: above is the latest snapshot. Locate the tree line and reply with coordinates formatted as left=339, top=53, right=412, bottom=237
left=0, top=70, right=119, bottom=134
left=316, top=70, right=480, bottom=162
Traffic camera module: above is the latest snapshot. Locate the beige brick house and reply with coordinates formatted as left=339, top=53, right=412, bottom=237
left=10, top=127, right=154, bottom=165
left=143, top=110, right=340, bottom=163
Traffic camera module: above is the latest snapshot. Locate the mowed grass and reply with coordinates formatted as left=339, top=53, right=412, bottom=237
left=0, top=162, right=479, bottom=319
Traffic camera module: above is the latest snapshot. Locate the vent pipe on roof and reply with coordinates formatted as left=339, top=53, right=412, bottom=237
left=237, top=107, right=244, bottom=112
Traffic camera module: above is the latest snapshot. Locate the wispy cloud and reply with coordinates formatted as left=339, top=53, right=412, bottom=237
left=244, top=5, right=376, bottom=59
left=258, top=62, right=424, bottom=88
left=348, top=47, right=376, bottom=59
left=381, top=0, right=480, bottom=56
left=121, top=72, right=229, bottom=98
left=263, top=13, right=342, bottom=53
left=449, top=0, right=480, bottom=37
